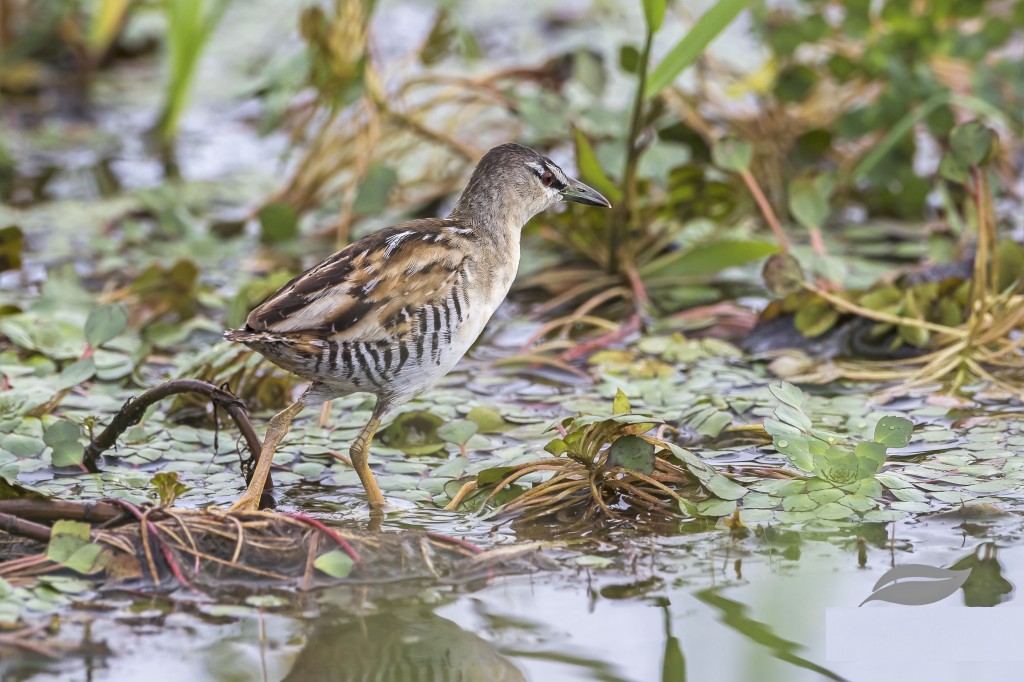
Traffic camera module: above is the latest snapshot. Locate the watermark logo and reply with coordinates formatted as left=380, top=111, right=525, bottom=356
left=859, top=564, right=972, bottom=606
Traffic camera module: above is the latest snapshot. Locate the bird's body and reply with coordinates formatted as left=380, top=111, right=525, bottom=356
left=225, top=143, right=610, bottom=512
left=226, top=219, right=517, bottom=409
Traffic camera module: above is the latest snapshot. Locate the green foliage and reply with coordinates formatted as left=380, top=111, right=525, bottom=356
left=156, top=0, right=234, bottom=143
left=85, top=304, right=128, bottom=348
left=0, top=225, right=25, bottom=273
left=44, top=420, right=84, bottom=468
left=258, top=202, right=299, bottom=244
left=761, top=382, right=913, bottom=517
left=150, top=472, right=188, bottom=507
left=46, top=520, right=106, bottom=574
left=711, top=137, right=753, bottom=173
left=646, top=0, right=753, bottom=98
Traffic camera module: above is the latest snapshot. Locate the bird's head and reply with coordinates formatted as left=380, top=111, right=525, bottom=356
left=450, top=143, right=611, bottom=231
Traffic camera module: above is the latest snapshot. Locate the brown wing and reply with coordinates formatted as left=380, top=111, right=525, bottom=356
left=244, top=218, right=473, bottom=342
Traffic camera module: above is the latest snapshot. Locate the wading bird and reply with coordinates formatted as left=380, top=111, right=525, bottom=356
left=225, top=143, right=611, bottom=512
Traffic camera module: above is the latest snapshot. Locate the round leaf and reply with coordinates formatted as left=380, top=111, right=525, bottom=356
left=607, top=435, right=655, bottom=476
left=84, top=304, right=128, bottom=348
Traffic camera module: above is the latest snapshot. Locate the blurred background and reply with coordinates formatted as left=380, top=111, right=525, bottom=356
left=2, top=0, right=1020, bottom=361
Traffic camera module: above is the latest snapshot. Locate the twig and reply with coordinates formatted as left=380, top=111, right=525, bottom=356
left=83, top=379, right=263, bottom=485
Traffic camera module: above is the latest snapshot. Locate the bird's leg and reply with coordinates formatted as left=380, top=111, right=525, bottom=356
left=350, top=408, right=385, bottom=510
left=229, top=400, right=304, bottom=513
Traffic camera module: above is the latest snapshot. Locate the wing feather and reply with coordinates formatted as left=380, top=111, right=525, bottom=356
left=244, top=219, right=471, bottom=343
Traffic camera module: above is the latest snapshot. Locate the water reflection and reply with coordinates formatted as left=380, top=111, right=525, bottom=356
left=693, top=589, right=845, bottom=682
left=952, top=543, right=1015, bottom=607
left=283, top=608, right=526, bottom=682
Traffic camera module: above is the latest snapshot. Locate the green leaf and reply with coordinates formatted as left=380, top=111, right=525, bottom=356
left=544, top=438, right=569, bottom=456
left=466, top=406, right=509, bottom=433
left=939, top=152, right=970, bottom=184
left=607, top=435, right=655, bottom=476
left=950, top=121, right=994, bottom=167
left=572, top=126, right=622, bottom=204
left=313, top=550, right=354, bottom=579
left=437, top=419, right=478, bottom=446
left=150, top=472, right=188, bottom=507
left=788, top=177, right=829, bottom=230
left=762, top=253, right=805, bottom=296
left=258, top=202, right=299, bottom=244
left=768, top=382, right=805, bottom=409
left=377, top=410, right=444, bottom=455
left=854, top=441, right=886, bottom=479
left=84, top=304, right=128, bottom=348
left=874, top=416, right=913, bottom=448
left=43, top=420, right=83, bottom=468
left=813, top=445, right=860, bottom=486
left=642, top=239, right=778, bottom=279
left=646, top=0, right=752, bottom=98
left=711, top=136, right=753, bottom=173
left=352, top=164, right=398, bottom=215
left=815, top=502, right=855, bottom=520
left=612, top=388, right=631, bottom=415
left=642, top=0, right=666, bottom=32
left=56, top=358, right=96, bottom=391
left=695, top=498, right=736, bottom=516
left=476, top=466, right=518, bottom=487
left=794, top=299, right=839, bottom=337
left=0, top=225, right=25, bottom=273
left=46, top=520, right=104, bottom=574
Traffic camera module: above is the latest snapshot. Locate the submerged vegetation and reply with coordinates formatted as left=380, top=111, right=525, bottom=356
left=1, top=0, right=1023, bottom=677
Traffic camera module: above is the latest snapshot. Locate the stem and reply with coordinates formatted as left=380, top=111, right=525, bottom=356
left=83, top=379, right=263, bottom=485
left=611, top=28, right=654, bottom=274
left=741, top=169, right=790, bottom=251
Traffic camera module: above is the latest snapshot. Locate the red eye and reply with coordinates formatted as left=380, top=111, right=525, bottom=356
left=541, top=170, right=555, bottom=187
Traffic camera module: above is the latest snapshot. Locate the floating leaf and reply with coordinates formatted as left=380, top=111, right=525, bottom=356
left=860, top=564, right=971, bottom=606
left=854, top=441, right=886, bottom=479
left=314, top=550, right=354, bottom=579
left=43, top=420, right=83, bottom=468
left=46, top=520, right=105, bottom=575
left=874, top=416, right=913, bottom=448
left=56, top=358, right=96, bottom=391
left=768, top=382, right=805, bottom=409
left=437, top=419, right=478, bottom=446
left=378, top=411, right=444, bottom=455
left=607, top=435, right=655, bottom=476
left=466, top=406, right=510, bottom=433
left=84, top=304, right=128, bottom=348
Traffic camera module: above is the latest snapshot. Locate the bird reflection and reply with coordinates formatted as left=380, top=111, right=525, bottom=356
left=283, top=609, right=526, bottom=682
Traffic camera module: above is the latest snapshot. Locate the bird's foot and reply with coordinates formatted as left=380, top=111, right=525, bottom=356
left=228, top=491, right=263, bottom=513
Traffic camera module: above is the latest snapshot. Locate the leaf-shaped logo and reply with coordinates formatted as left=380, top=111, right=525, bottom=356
left=860, top=564, right=972, bottom=606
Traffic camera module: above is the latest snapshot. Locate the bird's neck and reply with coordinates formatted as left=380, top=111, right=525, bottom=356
left=447, top=194, right=534, bottom=253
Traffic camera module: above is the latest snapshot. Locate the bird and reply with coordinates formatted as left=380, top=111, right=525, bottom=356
left=224, top=142, right=611, bottom=513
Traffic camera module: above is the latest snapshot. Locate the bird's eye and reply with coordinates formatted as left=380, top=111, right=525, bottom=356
left=540, top=170, right=555, bottom=187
